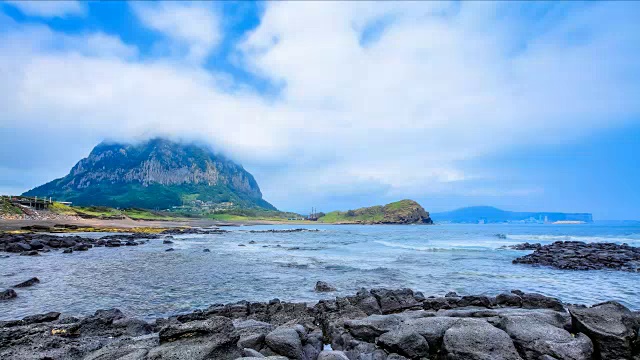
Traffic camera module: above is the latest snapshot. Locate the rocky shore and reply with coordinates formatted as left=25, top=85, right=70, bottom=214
left=1, top=288, right=639, bottom=360
left=513, top=241, right=640, bottom=271
left=0, top=232, right=160, bottom=255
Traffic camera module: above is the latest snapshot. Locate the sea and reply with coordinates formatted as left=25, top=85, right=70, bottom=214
left=1, top=222, right=639, bottom=321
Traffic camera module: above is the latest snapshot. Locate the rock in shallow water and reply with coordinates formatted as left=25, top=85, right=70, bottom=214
left=0, top=289, right=17, bottom=300
left=13, top=277, right=39, bottom=288
left=315, top=281, right=337, bottom=292
left=513, top=241, right=640, bottom=271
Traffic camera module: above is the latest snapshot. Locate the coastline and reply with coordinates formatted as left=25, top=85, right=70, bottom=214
left=1, top=287, right=638, bottom=359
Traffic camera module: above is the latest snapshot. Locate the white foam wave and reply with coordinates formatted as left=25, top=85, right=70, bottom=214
left=507, top=234, right=640, bottom=244
left=374, top=240, right=489, bottom=252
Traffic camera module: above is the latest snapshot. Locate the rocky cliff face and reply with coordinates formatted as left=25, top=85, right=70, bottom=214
left=381, top=199, right=433, bottom=224
left=24, top=138, right=275, bottom=210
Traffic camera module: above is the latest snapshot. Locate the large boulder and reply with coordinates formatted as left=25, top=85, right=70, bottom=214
left=403, top=316, right=461, bottom=353
left=521, top=293, right=564, bottom=312
left=569, top=301, right=640, bottom=360
left=150, top=316, right=238, bottom=360
left=350, top=288, right=382, bottom=315
left=498, top=315, right=593, bottom=360
left=264, top=327, right=304, bottom=359
left=370, top=289, right=422, bottom=314
left=315, top=281, right=337, bottom=292
left=6, top=242, right=30, bottom=252
left=442, top=320, right=523, bottom=360
left=344, top=314, right=403, bottom=342
left=377, top=329, right=429, bottom=359
left=0, top=289, right=17, bottom=300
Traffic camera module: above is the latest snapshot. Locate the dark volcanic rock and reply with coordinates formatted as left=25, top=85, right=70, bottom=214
left=0, top=288, right=637, bottom=360
left=0, top=232, right=156, bottom=255
left=161, top=227, right=228, bottom=235
left=513, top=241, right=640, bottom=271
left=371, top=288, right=422, bottom=314
left=13, top=277, right=40, bottom=288
left=497, top=314, right=593, bottom=360
left=569, top=301, right=640, bottom=360
left=508, top=242, right=542, bottom=250
left=20, top=250, right=40, bottom=256
left=377, top=328, right=430, bottom=358
left=442, top=320, right=522, bottom=360
left=22, top=312, right=61, bottom=325
left=264, top=326, right=304, bottom=359
left=0, top=289, right=17, bottom=300
left=315, top=281, right=337, bottom=292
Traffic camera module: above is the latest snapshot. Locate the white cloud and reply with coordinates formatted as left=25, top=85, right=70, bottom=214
left=130, top=2, right=221, bottom=63
left=0, top=2, right=639, bottom=210
left=4, top=0, right=85, bottom=18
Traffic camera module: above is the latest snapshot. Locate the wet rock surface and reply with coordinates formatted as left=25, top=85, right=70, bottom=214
left=13, top=277, right=40, bottom=288
left=0, top=233, right=161, bottom=254
left=160, top=227, right=228, bottom=235
left=505, top=242, right=542, bottom=250
left=513, top=241, right=640, bottom=271
left=315, top=281, right=337, bottom=292
left=0, top=288, right=638, bottom=359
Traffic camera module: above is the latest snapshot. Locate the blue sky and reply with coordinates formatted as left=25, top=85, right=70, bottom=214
left=0, top=1, right=639, bottom=219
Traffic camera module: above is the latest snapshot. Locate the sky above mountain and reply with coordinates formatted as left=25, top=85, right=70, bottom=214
left=0, top=1, right=639, bottom=219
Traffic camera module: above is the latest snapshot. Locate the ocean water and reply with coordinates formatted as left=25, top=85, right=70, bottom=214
left=1, top=223, right=639, bottom=320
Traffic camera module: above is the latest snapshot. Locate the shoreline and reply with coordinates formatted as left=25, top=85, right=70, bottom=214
left=1, top=287, right=638, bottom=359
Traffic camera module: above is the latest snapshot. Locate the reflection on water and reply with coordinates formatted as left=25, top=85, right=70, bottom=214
left=1, top=223, right=639, bottom=320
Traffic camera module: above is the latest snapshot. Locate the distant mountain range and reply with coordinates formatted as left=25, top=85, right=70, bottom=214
left=431, top=206, right=593, bottom=223
left=24, top=138, right=276, bottom=210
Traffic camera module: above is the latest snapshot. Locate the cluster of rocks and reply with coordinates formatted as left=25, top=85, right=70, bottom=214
left=1, top=287, right=639, bottom=359
left=0, top=232, right=160, bottom=255
left=247, top=229, right=321, bottom=233
left=504, top=242, right=543, bottom=251
left=1, top=277, right=41, bottom=300
left=160, top=227, right=228, bottom=235
left=513, top=241, right=640, bottom=271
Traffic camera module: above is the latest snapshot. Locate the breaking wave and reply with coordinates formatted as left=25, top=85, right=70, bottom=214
left=506, top=234, right=640, bottom=244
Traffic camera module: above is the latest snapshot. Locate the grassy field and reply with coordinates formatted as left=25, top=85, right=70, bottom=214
left=49, top=202, right=183, bottom=221
left=0, top=197, right=23, bottom=216
left=318, top=199, right=427, bottom=224
left=318, top=207, right=384, bottom=223
left=206, top=208, right=307, bottom=222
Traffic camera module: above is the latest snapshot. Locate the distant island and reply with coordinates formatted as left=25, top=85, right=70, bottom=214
left=318, top=199, right=433, bottom=224
left=432, top=206, right=593, bottom=224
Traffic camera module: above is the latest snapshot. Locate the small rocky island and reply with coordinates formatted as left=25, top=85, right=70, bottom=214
left=318, top=200, right=433, bottom=225
left=512, top=241, right=640, bottom=271
left=1, top=288, right=639, bottom=359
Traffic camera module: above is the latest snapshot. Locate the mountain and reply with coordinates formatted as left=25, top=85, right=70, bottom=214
left=432, top=206, right=593, bottom=223
left=23, top=138, right=276, bottom=210
left=318, top=199, right=433, bottom=224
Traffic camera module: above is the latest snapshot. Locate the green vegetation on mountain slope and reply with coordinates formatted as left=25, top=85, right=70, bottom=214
left=23, top=138, right=276, bottom=211
left=318, top=199, right=433, bottom=224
